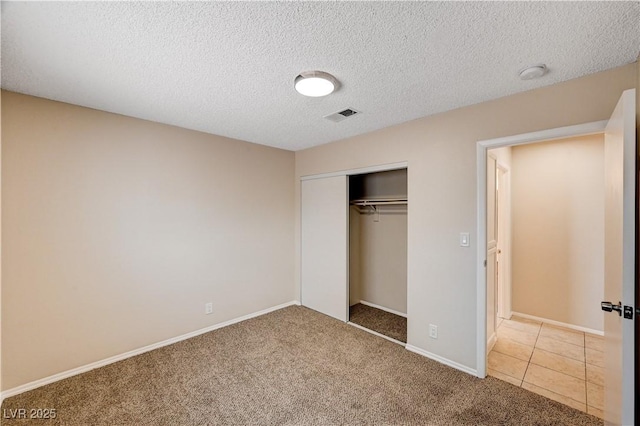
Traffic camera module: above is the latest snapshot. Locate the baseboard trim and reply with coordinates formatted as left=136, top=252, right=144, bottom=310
left=347, top=322, right=406, bottom=346
left=487, top=332, right=497, bottom=354
left=405, top=344, right=477, bottom=377
left=511, top=311, right=604, bottom=336
left=1, top=300, right=299, bottom=400
left=359, top=300, right=407, bottom=318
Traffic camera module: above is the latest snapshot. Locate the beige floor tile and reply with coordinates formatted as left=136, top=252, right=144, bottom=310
left=586, top=363, right=603, bottom=386
left=523, top=364, right=586, bottom=403
left=539, top=324, right=584, bottom=347
left=487, top=367, right=522, bottom=387
left=497, top=325, right=537, bottom=346
left=585, top=334, right=604, bottom=352
left=501, top=317, right=541, bottom=335
left=586, top=382, right=604, bottom=410
left=521, top=382, right=586, bottom=412
left=535, top=336, right=585, bottom=362
left=586, top=347, right=604, bottom=368
left=488, top=351, right=528, bottom=380
left=530, top=348, right=585, bottom=380
left=587, top=405, right=604, bottom=419
left=493, top=337, right=534, bottom=362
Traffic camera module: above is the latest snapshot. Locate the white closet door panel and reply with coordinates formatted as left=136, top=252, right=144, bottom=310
left=301, top=176, right=348, bottom=322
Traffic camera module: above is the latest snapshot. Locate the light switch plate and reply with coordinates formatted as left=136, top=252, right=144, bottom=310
left=460, top=232, right=470, bottom=247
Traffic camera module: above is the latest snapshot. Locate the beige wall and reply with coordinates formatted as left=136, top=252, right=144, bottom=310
left=511, top=135, right=604, bottom=331
left=351, top=207, right=407, bottom=314
left=1, top=91, right=295, bottom=390
left=295, top=63, right=636, bottom=370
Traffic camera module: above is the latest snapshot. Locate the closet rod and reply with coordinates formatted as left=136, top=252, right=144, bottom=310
left=350, top=199, right=407, bottom=206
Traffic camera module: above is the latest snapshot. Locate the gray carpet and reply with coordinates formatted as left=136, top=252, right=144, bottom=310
left=349, top=303, right=407, bottom=343
left=1, top=306, right=601, bottom=425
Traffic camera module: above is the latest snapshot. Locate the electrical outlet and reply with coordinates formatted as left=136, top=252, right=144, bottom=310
left=429, top=324, right=438, bottom=339
left=205, top=302, right=213, bottom=315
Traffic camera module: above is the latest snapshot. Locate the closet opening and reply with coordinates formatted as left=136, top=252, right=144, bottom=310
left=348, top=168, right=408, bottom=344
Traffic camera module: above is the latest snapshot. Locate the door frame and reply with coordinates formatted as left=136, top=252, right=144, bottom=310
left=475, top=120, right=607, bottom=378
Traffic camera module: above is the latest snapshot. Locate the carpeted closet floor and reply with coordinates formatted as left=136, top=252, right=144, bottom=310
left=1, top=306, right=601, bottom=425
left=349, top=303, right=407, bottom=343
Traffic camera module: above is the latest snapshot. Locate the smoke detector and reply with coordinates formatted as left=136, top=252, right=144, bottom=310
left=519, top=64, right=548, bottom=80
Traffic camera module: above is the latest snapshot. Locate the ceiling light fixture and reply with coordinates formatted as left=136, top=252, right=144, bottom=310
left=519, top=64, right=548, bottom=80
left=294, top=71, right=339, bottom=97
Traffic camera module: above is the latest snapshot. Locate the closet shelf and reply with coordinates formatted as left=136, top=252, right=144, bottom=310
left=350, top=197, right=407, bottom=206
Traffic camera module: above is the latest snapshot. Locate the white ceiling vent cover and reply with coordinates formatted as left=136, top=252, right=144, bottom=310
left=324, top=108, right=361, bottom=123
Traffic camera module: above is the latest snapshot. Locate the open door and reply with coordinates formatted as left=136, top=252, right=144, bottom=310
left=602, top=89, right=636, bottom=425
left=486, top=155, right=498, bottom=348
left=301, top=176, right=348, bottom=322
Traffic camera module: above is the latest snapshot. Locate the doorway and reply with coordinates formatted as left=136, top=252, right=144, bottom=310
left=486, top=134, right=607, bottom=417
left=477, top=89, right=636, bottom=426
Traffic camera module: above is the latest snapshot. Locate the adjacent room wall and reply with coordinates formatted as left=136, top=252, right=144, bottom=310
left=511, top=134, right=604, bottom=331
left=1, top=91, right=295, bottom=391
left=295, top=63, right=636, bottom=371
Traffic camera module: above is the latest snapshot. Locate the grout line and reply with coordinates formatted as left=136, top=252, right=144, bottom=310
left=520, top=322, right=541, bottom=386
left=583, top=332, right=588, bottom=407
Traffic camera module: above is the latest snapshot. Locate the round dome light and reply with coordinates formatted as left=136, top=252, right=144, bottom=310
left=294, top=71, right=339, bottom=97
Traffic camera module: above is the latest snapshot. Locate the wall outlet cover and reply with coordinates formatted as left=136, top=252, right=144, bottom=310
left=429, top=324, right=438, bottom=339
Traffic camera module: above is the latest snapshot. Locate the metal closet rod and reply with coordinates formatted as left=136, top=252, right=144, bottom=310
left=349, top=198, right=407, bottom=206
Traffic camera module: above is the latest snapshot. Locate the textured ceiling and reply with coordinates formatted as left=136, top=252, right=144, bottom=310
left=2, top=2, right=639, bottom=151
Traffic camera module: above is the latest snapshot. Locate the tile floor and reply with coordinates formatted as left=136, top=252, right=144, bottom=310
left=488, top=316, right=604, bottom=419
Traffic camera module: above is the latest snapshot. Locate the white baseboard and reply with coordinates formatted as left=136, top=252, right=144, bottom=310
left=487, top=332, right=497, bottom=354
left=405, top=344, right=477, bottom=377
left=347, top=322, right=405, bottom=346
left=359, top=300, right=407, bottom=318
left=511, top=311, right=604, bottom=336
left=1, top=300, right=299, bottom=400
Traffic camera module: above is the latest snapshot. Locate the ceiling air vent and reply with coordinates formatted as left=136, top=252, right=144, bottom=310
left=324, top=108, right=361, bottom=123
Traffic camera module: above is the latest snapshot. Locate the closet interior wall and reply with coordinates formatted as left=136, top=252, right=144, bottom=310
left=349, top=169, right=408, bottom=315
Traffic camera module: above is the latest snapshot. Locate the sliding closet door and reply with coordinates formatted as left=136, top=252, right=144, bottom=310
left=301, top=176, right=348, bottom=322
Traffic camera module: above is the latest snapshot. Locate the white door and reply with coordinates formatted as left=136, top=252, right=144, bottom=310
left=602, top=89, right=635, bottom=425
left=486, top=155, right=498, bottom=346
left=301, top=176, right=348, bottom=322
left=496, top=164, right=511, bottom=318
